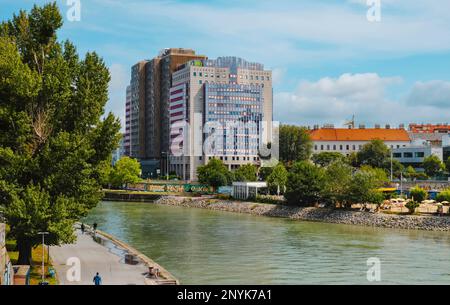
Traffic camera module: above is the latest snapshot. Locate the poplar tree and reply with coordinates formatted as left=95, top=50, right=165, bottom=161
left=0, top=3, right=121, bottom=264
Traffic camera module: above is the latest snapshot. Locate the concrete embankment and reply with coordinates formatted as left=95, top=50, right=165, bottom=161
left=153, top=196, right=450, bottom=232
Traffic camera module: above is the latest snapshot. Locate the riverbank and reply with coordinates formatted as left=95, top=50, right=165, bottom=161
left=152, top=196, right=450, bottom=232
left=50, top=225, right=179, bottom=285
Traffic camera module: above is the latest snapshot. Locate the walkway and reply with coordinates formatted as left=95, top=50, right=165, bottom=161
left=50, top=229, right=148, bottom=285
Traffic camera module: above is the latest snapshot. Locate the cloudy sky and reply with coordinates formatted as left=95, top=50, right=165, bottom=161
left=2, top=0, right=450, bottom=129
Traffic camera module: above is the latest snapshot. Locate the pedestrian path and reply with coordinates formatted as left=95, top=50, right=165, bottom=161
left=50, top=230, right=148, bottom=285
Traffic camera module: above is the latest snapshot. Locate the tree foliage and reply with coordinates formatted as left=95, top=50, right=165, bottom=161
left=234, top=164, right=258, bottom=182
left=356, top=139, right=390, bottom=169
left=279, top=125, right=312, bottom=165
left=285, top=161, right=326, bottom=206
left=267, top=163, right=288, bottom=195
left=312, top=152, right=344, bottom=167
left=197, top=158, right=233, bottom=190
left=0, top=3, right=121, bottom=264
left=110, top=157, right=141, bottom=188
left=422, top=155, right=444, bottom=177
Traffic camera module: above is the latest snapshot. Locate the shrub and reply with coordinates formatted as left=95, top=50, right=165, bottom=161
left=405, top=201, right=420, bottom=214
left=409, top=187, right=428, bottom=203
left=436, top=189, right=450, bottom=203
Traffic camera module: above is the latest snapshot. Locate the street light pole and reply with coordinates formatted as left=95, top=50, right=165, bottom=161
left=38, top=232, right=49, bottom=284
left=390, top=150, right=393, bottom=182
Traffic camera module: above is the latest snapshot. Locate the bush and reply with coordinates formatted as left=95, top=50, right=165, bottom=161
left=409, top=187, right=428, bottom=203
left=436, top=189, right=450, bottom=203
left=285, top=161, right=326, bottom=206
left=405, top=201, right=420, bottom=214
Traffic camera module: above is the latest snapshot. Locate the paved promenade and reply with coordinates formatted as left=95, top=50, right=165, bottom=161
left=50, top=229, right=148, bottom=285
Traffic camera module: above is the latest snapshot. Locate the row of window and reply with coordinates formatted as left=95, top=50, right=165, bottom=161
left=315, top=143, right=408, bottom=152
left=393, top=152, right=425, bottom=158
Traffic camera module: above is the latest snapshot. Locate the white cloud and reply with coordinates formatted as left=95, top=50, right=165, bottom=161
left=274, top=73, right=449, bottom=127
left=406, top=80, right=450, bottom=108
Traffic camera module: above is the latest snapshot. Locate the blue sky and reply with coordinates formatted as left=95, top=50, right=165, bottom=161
left=2, top=0, right=450, bottom=128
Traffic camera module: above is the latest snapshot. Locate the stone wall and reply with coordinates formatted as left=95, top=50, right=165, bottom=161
left=154, top=196, right=450, bottom=232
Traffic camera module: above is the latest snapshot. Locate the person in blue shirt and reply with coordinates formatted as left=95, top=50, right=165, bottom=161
left=93, top=272, right=102, bottom=285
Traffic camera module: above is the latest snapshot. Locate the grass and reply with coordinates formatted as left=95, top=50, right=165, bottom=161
left=5, top=228, right=58, bottom=285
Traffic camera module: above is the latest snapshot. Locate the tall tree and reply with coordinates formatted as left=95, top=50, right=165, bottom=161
left=110, top=157, right=141, bottom=189
left=285, top=161, right=326, bottom=206
left=197, top=158, right=233, bottom=191
left=0, top=3, right=120, bottom=264
left=422, top=155, right=444, bottom=178
left=266, top=163, right=288, bottom=195
left=312, top=152, right=344, bottom=167
left=356, top=139, right=390, bottom=169
left=234, top=164, right=258, bottom=182
left=279, top=125, right=312, bottom=165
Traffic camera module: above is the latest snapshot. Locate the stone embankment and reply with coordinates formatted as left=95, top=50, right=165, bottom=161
left=154, top=196, right=450, bottom=232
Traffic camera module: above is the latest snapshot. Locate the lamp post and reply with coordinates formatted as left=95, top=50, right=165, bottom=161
left=38, top=232, right=49, bottom=285
left=390, top=150, right=393, bottom=182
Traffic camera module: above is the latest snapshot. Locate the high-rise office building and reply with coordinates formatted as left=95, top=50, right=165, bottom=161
left=169, top=57, right=273, bottom=181
left=124, top=49, right=207, bottom=177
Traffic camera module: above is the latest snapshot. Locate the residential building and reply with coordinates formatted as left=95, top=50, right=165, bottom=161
left=169, top=57, right=273, bottom=181
left=310, top=126, right=411, bottom=156
left=124, top=49, right=207, bottom=178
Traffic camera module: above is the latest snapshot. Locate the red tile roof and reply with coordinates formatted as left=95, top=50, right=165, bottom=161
left=309, top=128, right=411, bottom=142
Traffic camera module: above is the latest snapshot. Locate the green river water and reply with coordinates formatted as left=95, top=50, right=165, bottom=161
left=84, top=201, right=450, bottom=284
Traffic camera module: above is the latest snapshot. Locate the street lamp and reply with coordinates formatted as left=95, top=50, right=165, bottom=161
left=38, top=232, right=49, bottom=285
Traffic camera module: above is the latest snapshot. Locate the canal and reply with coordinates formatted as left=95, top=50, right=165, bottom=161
left=84, top=201, right=450, bottom=284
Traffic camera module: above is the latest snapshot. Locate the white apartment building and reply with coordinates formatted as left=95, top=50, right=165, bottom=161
left=310, top=127, right=411, bottom=156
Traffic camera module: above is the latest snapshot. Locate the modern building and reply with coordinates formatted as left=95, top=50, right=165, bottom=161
left=310, top=126, right=411, bottom=156
left=112, top=134, right=125, bottom=166
left=168, top=57, right=273, bottom=181
left=392, top=145, right=443, bottom=169
left=124, top=49, right=207, bottom=178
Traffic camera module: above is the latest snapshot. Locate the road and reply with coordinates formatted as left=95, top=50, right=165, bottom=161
left=50, top=229, right=148, bottom=285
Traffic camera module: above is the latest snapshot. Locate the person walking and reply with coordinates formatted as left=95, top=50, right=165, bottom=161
left=93, top=272, right=102, bottom=285
left=93, top=222, right=98, bottom=236
left=80, top=223, right=85, bottom=235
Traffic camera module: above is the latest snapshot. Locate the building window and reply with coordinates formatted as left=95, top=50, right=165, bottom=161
left=393, top=153, right=402, bottom=158
left=415, top=152, right=425, bottom=158
left=346, top=145, right=350, bottom=150
left=193, top=72, right=197, bottom=76
left=333, top=145, right=336, bottom=150
left=340, top=145, right=343, bottom=150
left=352, top=145, right=356, bottom=150
left=321, top=145, right=324, bottom=151
left=199, top=80, right=202, bottom=84
left=403, top=152, right=413, bottom=158
left=315, top=145, right=318, bottom=150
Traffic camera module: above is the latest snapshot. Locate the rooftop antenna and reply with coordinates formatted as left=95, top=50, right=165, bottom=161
left=344, top=115, right=355, bottom=129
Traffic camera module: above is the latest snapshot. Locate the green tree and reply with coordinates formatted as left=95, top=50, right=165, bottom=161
left=197, top=158, right=232, bottom=191
left=436, top=189, right=450, bottom=203
left=446, top=157, right=450, bottom=173
left=259, top=167, right=273, bottom=181
left=423, top=155, right=444, bottom=177
left=279, top=125, right=312, bottom=165
left=0, top=4, right=121, bottom=264
left=234, top=164, right=258, bottom=182
left=405, top=166, right=416, bottom=179
left=347, top=166, right=388, bottom=206
left=356, top=139, right=390, bottom=169
left=110, top=157, right=141, bottom=188
left=285, top=161, right=326, bottom=206
left=312, top=152, right=344, bottom=167
left=323, top=161, right=353, bottom=207
left=267, top=163, right=288, bottom=195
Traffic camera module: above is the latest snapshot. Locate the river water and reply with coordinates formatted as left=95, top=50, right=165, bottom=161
left=83, top=201, right=450, bottom=284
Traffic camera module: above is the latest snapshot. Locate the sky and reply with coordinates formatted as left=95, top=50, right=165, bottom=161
left=1, top=0, right=450, bottom=129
